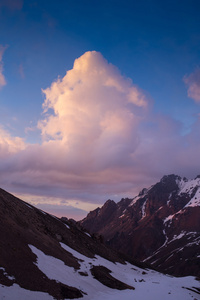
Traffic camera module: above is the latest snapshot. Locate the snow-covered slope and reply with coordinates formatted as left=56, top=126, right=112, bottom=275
left=1, top=242, right=199, bottom=300
left=177, top=176, right=200, bottom=207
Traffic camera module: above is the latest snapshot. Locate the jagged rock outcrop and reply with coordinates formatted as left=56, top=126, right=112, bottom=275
left=80, top=174, right=200, bottom=277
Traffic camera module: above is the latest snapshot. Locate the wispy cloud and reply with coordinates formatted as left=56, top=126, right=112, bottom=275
left=184, top=68, right=200, bottom=103
left=0, top=0, right=23, bottom=10
left=0, top=45, right=7, bottom=88
left=19, top=64, right=25, bottom=79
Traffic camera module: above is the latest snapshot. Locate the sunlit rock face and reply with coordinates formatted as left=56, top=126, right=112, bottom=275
left=80, top=174, right=200, bottom=277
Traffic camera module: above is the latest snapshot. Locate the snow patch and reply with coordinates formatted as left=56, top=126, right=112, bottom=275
left=141, top=200, right=147, bottom=219
left=169, top=232, right=186, bottom=243
left=184, top=187, right=200, bottom=207
left=119, top=213, right=125, bottom=218
left=129, top=195, right=141, bottom=206
left=0, top=267, right=15, bottom=281
left=163, top=214, right=174, bottom=225
left=38, top=209, right=47, bottom=215
left=177, top=177, right=200, bottom=208
left=167, top=193, right=172, bottom=206
left=84, top=232, right=91, bottom=237
left=25, top=203, right=33, bottom=209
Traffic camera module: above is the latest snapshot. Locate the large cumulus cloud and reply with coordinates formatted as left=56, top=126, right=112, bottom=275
left=38, top=51, right=147, bottom=170
left=1, top=51, right=200, bottom=219
left=1, top=51, right=149, bottom=201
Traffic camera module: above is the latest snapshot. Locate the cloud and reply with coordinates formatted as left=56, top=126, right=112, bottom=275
left=184, top=68, right=200, bottom=103
left=0, top=51, right=150, bottom=204
left=0, top=126, right=26, bottom=158
left=0, top=0, right=23, bottom=10
left=38, top=51, right=148, bottom=171
left=19, top=64, right=25, bottom=79
left=0, top=45, right=7, bottom=88
left=1, top=51, right=200, bottom=219
left=34, top=203, right=88, bottom=220
left=13, top=193, right=90, bottom=220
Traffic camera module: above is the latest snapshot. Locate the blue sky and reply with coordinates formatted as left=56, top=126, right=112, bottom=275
left=0, top=0, right=200, bottom=219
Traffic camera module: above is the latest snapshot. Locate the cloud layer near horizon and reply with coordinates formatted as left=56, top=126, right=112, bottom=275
left=1, top=51, right=200, bottom=218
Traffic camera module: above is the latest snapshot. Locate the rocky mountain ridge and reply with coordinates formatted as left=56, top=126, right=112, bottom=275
left=80, top=174, right=200, bottom=277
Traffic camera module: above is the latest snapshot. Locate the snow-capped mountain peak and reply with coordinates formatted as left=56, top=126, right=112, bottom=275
left=80, top=174, right=200, bottom=278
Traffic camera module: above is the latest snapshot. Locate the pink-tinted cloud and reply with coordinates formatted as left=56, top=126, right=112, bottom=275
left=34, top=203, right=88, bottom=220
left=0, top=126, right=26, bottom=158
left=0, top=51, right=150, bottom=205
left=38, top=51, right=148, bottom=171
left=184, top=68, right=200, bottom=103
left=1, top=51, right=200, bottom=219
left=0, top=45, right=7, bottom=88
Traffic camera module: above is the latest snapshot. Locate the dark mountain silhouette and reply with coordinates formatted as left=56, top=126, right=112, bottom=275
left=0, top=187, right=132, bottom=299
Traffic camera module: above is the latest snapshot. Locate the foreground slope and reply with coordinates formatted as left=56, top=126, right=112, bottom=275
left=0, top=187, right=199, bottom=299
left=80, top=174, right=200, bottom=277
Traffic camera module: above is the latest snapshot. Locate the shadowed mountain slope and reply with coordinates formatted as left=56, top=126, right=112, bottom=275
left=0, top=186, right=199, bottom=299
left=0, top=187, right=130, bottom=299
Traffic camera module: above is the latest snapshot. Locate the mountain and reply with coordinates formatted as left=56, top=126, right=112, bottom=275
left=80, top=174, right=200, bottom=278
left=1, top=187, right=200, bottom=299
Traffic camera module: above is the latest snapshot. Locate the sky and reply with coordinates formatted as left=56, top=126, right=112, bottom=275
left=1, top=0, right=200, bottom=220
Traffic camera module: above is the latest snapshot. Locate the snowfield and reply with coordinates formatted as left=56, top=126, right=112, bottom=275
left=1, top=243, right=199, bottom=300
left=0, top=283, right=54, bottom=300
